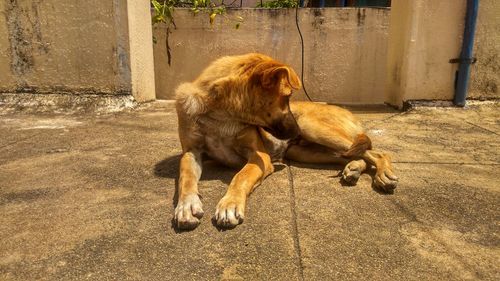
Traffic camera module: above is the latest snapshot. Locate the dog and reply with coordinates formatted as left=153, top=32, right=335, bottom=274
left=174, top=53, right=398, bottom=230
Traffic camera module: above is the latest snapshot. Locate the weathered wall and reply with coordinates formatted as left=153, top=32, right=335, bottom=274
left=0, top=0, right=131, bottom=95
left=386, top=0, right=467, bottom=107
left=469, top=0, right=500, bottom=99
left=153, top=8, right=390, bottom=104
left=0, top=0, right=155, bottom=102
left=127, top=0, right=156, bottom=102
left=1, top=2, right=495, bottom=107
left=386, top=0, right=499, bottom=107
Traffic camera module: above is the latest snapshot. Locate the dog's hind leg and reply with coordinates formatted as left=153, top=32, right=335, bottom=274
left=175, top=150, right=204, bottom=230
left=291, top=101, right=365, bottom=153
left=288, top=108, right=371, bottom=186
left=286, top=142, right=349, bottom=164
left=362, top=150, right=398, bottom=192
left=285, top=143, right=368, bottom=185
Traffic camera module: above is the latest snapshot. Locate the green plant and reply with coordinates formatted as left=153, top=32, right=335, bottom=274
left=151, top=0, right=243, bottom=65
left=151, top=0, right=231, bottom=26
left=256, top=0, right=298, bottom=8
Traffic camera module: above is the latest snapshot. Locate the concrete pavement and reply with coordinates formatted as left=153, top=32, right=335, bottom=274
left=0, top=101, right=498, bottom=280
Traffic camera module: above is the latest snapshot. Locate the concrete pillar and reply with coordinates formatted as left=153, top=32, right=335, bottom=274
left=0, top=0, right=156, bottom=104
left=385, top=0, right=466, bottom=108
left=127, top=0, right=156, bottom=102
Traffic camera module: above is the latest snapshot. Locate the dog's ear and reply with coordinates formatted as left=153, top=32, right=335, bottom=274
left=261, top=66, right=301, bottom=91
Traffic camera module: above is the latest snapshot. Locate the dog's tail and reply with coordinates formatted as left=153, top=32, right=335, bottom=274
left=342, top=133, right=372, bottom=158
left=175, top=83, right=207, bottom=117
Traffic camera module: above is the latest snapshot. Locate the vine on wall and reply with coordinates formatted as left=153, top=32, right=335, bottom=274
left=151, top=0, right=244, bottom=65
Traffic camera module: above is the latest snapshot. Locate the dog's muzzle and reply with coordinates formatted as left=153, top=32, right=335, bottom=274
left=265, top=112, right=300, bottom=140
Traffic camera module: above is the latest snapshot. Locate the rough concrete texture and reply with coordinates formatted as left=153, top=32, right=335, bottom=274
left=153, top=8, right=390, bottom=104
left=386, top=0, right=466, bottom=107
left=386, top=0, right=500, bottom=107
left=0, top=0, right=155, bottom=102
left=0, top=101, right=499, bottom=280
left=0, top=0, right=131, bottom=95
left=126, top=0, right=156, bottom=102
left=470, top=0, right=500, bottom=100
left=0, top=93, right=136, bottom=115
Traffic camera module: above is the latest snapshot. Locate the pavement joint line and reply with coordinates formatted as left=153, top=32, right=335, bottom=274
left=393, top=161, right=500, bottom=165
left=285, top=162, right=305, bottom=281
left=365, top=110, right=412, bottom=130
left=0, top=132, right=43, bottom=151
left=464, top=120, right=499, bottom=136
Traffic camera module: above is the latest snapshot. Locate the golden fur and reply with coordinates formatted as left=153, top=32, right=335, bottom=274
left=174, top=53, right=398, bottom=230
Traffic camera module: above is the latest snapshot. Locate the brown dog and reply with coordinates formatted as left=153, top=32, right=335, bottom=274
left=174, top=53, right=398, bottom=230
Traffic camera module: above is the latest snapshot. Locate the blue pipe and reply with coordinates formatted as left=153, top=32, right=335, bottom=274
left=453, top=0, right=479, bottom=107
left=319, top=0, right=325, bottom=7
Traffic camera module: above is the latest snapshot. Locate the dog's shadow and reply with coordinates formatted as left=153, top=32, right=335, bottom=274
left=154, top=155, right=286, bottom=232
left=155, top=155, right=232, bottom=207
left=154, top=155, right=287, bottom=205
left=155, top=155, right=389, bottom=232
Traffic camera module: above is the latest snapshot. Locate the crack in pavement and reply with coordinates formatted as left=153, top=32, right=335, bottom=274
left=0, top=132, right=42, bottom=150
left=394, top=161, right=500, bottom=165
left=286, top=162, right=305, bottom=281
left=464, top=120, right=499, bottom=136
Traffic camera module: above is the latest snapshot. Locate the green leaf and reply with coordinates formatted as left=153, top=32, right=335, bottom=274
left=152, top=0, right=162, bottom=11
left=209, top=13, right=216, bottom=24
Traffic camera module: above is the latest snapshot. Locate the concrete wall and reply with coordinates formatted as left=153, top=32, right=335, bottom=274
left=385, top=0, right=466, bottom=107
left=153, top=8, right=390, bottom=104
left=386, top=0, right=499, bottom=108
left=1, top=2, right=496, bottom=108
left=469, top=0, right=500, bottom=99
left=0, top=0, right=155, bottom=102
left=127, top=0, right=156, bottom=102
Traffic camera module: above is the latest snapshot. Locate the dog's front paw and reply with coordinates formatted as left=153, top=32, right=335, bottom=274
left=214, top=195, right=245, bottom=229
left=374, top=170, right=399, bottom=193
left=174, top=194, right=204, bottom=230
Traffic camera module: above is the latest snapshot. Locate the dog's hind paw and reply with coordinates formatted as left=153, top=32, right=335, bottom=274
left=374, top=170, right=399, bottom=193
left=342, top=167, right=362, bottom=186
left=341, top=160, right=366, bottom=186
left=214, top=195, right=245, bottom=229
left=174, top=194, right=204, bottom=230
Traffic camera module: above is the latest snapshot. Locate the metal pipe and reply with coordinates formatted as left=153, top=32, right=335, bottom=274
left=453, top=0, right=479, bottom=106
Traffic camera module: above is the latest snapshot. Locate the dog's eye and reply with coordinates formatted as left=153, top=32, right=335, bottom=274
left=267, top=113, right=271, bottom=118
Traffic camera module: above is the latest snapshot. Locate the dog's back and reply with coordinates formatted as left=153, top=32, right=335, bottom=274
left=193, top=53, right=273, bottom=86
left=175, top=53, right=273, bottom=120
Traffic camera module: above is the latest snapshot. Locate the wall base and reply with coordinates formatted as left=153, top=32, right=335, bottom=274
left=0, top=93, right=137, bottom=114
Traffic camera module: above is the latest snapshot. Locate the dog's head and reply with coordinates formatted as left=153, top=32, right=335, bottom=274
left=246, top=60, right=302, bottom=140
